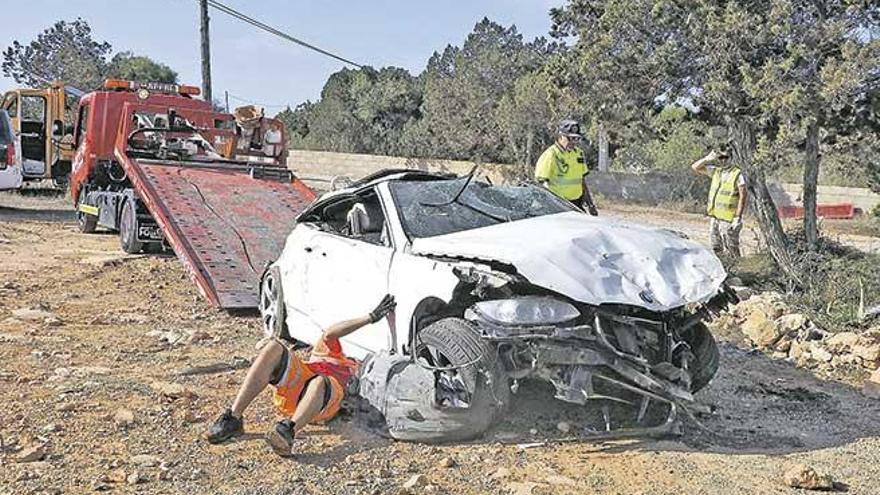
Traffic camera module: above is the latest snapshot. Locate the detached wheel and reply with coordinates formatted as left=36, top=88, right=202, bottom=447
left=75, top=195, right=97, bottom=234
left=685, top=323, right=720, bottom=393
left=259, top=266, right=290, bottom=341
left=119, top=199, right=143, bottom=254
left=396, top=317, right=509, bottom=443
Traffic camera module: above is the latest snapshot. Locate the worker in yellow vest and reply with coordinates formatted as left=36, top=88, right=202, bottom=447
left=535, top=119, right=598, bottom=216
left=691, top=149, right=748, bottom=258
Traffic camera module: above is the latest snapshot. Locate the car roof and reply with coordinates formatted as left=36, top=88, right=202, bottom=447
left=315, top=169, right=455, bottom=201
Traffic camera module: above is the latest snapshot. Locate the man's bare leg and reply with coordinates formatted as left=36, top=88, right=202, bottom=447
left=206, top=339, right=284, bottom=444
left=231, top=339, right=285, bottom=417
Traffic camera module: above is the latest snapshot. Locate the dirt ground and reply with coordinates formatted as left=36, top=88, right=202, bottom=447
left=2, top=191, right=880, bottom=495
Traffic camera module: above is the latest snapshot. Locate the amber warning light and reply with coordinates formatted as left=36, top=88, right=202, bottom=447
left=103, top=79, right=201, bottom=96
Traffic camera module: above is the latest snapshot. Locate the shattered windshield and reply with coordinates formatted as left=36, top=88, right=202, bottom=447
left=126, top=111, right=222, bottom=161
left=390, top=178, right=574, bottom=238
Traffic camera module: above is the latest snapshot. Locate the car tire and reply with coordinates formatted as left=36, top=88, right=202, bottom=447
left=686, top=322, right=719, bottom=393
left=259, top=266, right=291, bottom=342
left=398, top=317, right=509, bottom=443
left=76, top=195, right=97, bottom=234
left=119, top=199, right=143, bottom=254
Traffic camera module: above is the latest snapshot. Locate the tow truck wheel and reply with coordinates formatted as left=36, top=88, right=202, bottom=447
left=119, top=199, right=143, bottom=254
left=75, top=196, right=97, bottom=234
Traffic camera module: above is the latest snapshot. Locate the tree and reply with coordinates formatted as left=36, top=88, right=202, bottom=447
left=2, top=18, right=111, bottom=90
left=107, top=52, right=178, bottom=83
left=551, top=0, right=879, bottom=284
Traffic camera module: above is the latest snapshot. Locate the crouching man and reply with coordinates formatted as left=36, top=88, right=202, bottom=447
left=206, top=294, right=396, bottom=456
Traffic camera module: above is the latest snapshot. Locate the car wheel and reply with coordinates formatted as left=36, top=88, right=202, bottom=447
left=119, top=199, right=143, bottom=254
left=76, top=195, right=97, bottom=234
left=396, top=317, right=509, bottom=442
left=685, top=322, right=720, bottom=393
left=259, top=266, right=291, bottom=342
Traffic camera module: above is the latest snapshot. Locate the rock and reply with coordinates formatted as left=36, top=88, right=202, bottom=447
left=403, top=474, right=428, bottom=489
left=775, top=313, right=807, bottom=334
left=186, top=330, right=212, bottom=344
left=556, top=421, right=571, bottom=433
left=789, top=341, right=809, bottom=362
left=151, top=381, right=195, bottom=399
left=130, top=454, right=161, bottom=468
left=489, top=467, right=512, bottom=480
left=91, top=479, right=112, bottom=491
left=853, top=343, right=880, bottom=364
left=16, top=444, right=47, bottom=463
left=783, top=464, right=833, bottom=490
left=729, top=285, right=754, bottom=301
left=437, top=457, right=456, bottom=468
left=863, top=369, right=880, bottom=400
left=127, top=471, right=146, bottom=485
left=810, top=344, right=833, bottom=363
left=529, top=428, right=538, bottom=435
left=741, top=313, right=783, bottom=349
left=544, top=474, right=577, bottom=486
left=12, top=308, right=56, bottom=321
left=44, top=316, right=63, bottom=327
left=114, top=408, right=135, bottom=427
left=55, top=402, right=77, bottom=413
left=40, top=423, right=60, bottom=434
left=106, top=469, right=127, bottom=483
left=825, top=332, right=861, bottom=352
left=505, top=481, right=544, bottom=495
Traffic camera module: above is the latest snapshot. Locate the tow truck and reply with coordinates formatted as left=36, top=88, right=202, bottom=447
left=68, top=79, right=316, bottom=309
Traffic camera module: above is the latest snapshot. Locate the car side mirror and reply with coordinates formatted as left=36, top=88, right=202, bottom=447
left=52, top=120, right=64, bottom=137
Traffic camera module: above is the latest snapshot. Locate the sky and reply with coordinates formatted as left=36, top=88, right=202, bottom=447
left=0, top=0, right=562, bottom=111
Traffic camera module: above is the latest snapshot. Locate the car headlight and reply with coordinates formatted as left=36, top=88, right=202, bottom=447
left=471, top=296, right=580, bottom=326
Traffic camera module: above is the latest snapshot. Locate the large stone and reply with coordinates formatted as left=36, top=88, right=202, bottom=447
left=853, top=343, right=880, bottom=364
left=775, top=313, right=807, bottom=334
left=741, top=313, right=783, bottom=349
left=825, top=332, right=861, bottom=352
left=12, top=308, right=55, bottom=321
left=402, top=474, right=428, bottom=491
left=783, top=464, right=833, bottom=490
left=150, top=381, right=195, bottom=399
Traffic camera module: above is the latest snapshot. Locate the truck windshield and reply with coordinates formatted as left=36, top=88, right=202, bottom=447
left=126, top=111, right=222, bottom=161
left=390, top=178, right=574, bottom=238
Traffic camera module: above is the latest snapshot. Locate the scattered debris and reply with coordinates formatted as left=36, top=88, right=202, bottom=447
left=130, top=454, right=161, bottom=468
left=783, top=464, right=834, bottom=490
left=150, top=381, right=196, bottom=399
left=437, top=457, right=456, bottom=468
left=489, top=468, right=512, bottom=480
left=12, top=307, right=56, bottom=321
left=505, top=481, right=545, bottom=495
left=186, top=330, right=213, bottom=344
left=127, top=470, right=147, bottom=485
left=556, top=421, right=571, bottom=434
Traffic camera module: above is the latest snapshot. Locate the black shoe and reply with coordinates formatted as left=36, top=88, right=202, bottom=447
left=206, top=409, right=243, bottom=444
left=265, top=419, right=296, bottom=457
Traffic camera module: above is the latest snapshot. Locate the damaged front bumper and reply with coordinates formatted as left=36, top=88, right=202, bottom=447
left=467, top=307, right=712, bottom=438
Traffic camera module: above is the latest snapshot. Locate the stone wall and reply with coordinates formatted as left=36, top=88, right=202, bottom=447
left=287, top=149, right=880, bottom=212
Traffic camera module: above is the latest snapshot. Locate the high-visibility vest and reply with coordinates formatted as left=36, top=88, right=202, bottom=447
left=535, top=144, right=588, bottom=200
left=707, top=167, right=742, bottom=222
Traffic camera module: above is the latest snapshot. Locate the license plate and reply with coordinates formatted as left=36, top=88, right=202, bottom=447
left=137, top=224, right=163, bottom=242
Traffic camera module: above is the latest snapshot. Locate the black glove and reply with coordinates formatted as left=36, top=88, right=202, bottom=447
left=369, top=294, right=396, bottom=323
left=586, top=203, right=599, bottom=216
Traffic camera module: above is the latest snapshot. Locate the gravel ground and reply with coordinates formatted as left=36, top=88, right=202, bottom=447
left=1, top=193, right=880, bottom=494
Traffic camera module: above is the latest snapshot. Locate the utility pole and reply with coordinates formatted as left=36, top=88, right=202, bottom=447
left=199, top=0, right=213, bottom=103
left=225, top=90, right=229, bottom=112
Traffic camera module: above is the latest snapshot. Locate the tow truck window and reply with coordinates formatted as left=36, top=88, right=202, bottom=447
left=74, top=104, right=90, bottom=148
left=20, top=96, right=46, bottom=123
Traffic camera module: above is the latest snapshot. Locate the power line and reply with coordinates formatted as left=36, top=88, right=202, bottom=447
left=202, top=0, right=364, bottom=68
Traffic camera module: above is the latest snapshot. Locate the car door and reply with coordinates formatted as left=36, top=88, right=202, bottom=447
left=296, top=191, right=395, bottom=360
left=0, top=110, right=22, bottom=191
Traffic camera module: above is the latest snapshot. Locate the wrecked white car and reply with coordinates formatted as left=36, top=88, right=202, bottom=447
left=260, top=169, right=732, bottom=442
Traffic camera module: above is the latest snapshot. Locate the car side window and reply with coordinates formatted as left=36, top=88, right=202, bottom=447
left=314, top=190, right=389, bottom=247
left=2, top=95, right=17, bottom=118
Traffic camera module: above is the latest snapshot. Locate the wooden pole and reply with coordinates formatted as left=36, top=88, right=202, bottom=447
left=199, top=0, right=213, bottom=103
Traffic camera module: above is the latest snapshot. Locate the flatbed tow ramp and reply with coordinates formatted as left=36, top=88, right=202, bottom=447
left=120, top=156, right=315, bottom=309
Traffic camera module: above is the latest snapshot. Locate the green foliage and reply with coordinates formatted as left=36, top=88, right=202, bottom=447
left=3, top=18, right=179, bottom=91
left=106, top=52, right=177, bottom=83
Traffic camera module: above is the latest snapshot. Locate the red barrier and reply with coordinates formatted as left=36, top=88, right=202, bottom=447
left=777, top=203, right=855, bottom=220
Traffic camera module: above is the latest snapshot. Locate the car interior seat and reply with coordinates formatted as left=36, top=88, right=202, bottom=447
left=346, top=201, right=385, bottom=244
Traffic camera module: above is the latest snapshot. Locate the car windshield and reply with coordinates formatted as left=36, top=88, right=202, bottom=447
left=390, top=178, right=574, bottom=238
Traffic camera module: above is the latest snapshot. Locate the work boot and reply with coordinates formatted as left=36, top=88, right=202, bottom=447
left=206, top=409, right=243, bottom=444
left=265, top=419, right=296, bottom=457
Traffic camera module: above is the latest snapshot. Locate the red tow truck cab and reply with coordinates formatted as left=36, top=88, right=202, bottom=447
left=68, top=79, right=315, bottom=309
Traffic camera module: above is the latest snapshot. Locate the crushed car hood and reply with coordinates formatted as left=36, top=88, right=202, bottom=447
left=410, top=212, right=726, bottom=311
